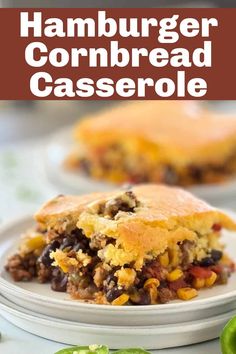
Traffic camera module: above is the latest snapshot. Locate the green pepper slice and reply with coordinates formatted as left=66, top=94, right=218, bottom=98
left=113, top=349, right=151, bottom=354
left=220, top=316, right=236, bottom=354
left=54, top=345, right=109, bottom=354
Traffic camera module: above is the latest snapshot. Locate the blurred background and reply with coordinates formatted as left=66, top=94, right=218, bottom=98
left=1, top=0, right=235, bottom=143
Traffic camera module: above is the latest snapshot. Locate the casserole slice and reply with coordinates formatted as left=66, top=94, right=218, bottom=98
left=6, top=184, right=236, bottom=305
left=66, top=101, right=236, bottom=186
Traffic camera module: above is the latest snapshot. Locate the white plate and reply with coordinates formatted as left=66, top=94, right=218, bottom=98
left=0, top=294, right=235, bottom=349
left=1, top=216, right=236, bottom=327
left=44, top=127, right=114, bottom=194
left=44, top=127, right=236, bottom=201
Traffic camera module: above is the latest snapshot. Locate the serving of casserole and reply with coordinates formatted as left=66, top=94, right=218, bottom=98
left=6, top=184, right=235, bottom=306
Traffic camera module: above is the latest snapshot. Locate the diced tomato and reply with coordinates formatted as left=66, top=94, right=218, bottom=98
left=212, top=223, right=222, bottom=232
left=189, top=266, right=212, bottom=279
left=127, top=177, right=139, bottom=184
left=128, top=175, right=145, bottom=184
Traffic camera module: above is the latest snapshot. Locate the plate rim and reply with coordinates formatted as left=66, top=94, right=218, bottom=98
left=1, top=293, right=236, bottom=333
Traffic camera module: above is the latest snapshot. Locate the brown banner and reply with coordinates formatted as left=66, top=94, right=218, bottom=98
left=0, top=8, right=235, bottom=100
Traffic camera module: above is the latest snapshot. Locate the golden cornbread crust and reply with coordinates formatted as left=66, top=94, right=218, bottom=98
left=35, top=185, right=236, bottom=270
left=35, top=184, right=236, bottom=231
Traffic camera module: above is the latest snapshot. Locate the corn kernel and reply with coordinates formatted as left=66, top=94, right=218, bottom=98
left=193, top=277, right=205, bottom=289
left=169, top=246, right=180, bottom=267
left=159, top=252, right=169, bottom=267
left=20, top=234, right=46, bottom=254
left=205, top=271, right=217, bottom=287
left=177, top=287, right=198, bottom=301
left=144, top=278, right=160, bottom=289
left=112, top=294, right=129, bottom=306
left=148, top=286, right=158, bottom=304
left=167, top=269, right=183, bottom=282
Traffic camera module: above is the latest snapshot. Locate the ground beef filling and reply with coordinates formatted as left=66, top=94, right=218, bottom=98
left=6, top=252, right=38, bottom=282
left=76, top=148, right=236, bottom=186
left=100, top=246, right=232, bottom=305
left=6, top=232, right=233, bottom=305
left=5, top=228, right=90, bottom=292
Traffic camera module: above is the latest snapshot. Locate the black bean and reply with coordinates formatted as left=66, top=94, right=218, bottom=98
left=51, top=268, right=68, bottom=292
left=73, top=241, right=87, bottom=252
left=105, top=287, right=123, bottom=302
left=211, top=249, right=223, bottom=262
left=60, top=237, right=73, bottom=250
left=71, top=228, right=84, bottom=239
left=60, top=231, right=89, bottom=252
left=120, top=203, right=132, bottom=213
left=106, top=273, right=118, bottom=285
left=38, top=240, right=60, bottom=267
left=86, top=257, right=100, bottom=271
left=199, top=257, right=215, bottom=267
left=188, top=165, right=204, bottom=182
left=159, top=280, right=168, bottom=289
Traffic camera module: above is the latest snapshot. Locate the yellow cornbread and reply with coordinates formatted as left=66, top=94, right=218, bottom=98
left=36, top=184, right=236, bottom=271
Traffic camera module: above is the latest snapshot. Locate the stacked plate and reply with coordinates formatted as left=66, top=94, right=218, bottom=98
left=1, top=216, right=236, bottom=349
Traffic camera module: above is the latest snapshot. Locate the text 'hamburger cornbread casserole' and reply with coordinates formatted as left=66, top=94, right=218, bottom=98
left=66, top=101, right=236, bottom=186
left=6, top=184, right=236, bottom=305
